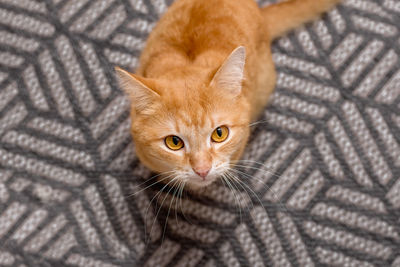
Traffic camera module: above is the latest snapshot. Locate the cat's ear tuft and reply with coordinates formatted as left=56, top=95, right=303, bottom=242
left=210, top=46, right=246, bottom=96
left=115, top=67, right=160, bottom=113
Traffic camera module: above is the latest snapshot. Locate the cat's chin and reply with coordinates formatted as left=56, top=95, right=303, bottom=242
left=185, top=177, right=217, bottom=190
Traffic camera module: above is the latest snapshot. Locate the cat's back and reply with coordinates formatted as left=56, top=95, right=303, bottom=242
left=138, top=0, right=263, bottom=76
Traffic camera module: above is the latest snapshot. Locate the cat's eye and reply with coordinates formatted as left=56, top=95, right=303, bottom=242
left=211, top=126, right=229, bottom=143
left=165, top=135, right=184, bottom=150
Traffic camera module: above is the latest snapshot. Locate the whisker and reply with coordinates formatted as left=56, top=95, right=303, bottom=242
left=148, top=176, right=180, bottom=244
left=234, top=159, right=273, bottom=167
left=249, top=119, right=270, bottom=127
left=126, top=171, right=176, bottom=198
left=174, top=180, right=183, bottom=226
left=230, top=164, right=283, bottom=184
left=224, top=171, right=254, bottom=215
left=161, top=178, right=181, bottom=243
left=233, top=159, right=275, bottom=169
left=222, top=174, right=243, bottom=223
left=143, top=174, right=176, bottom=213
left=144, top=174, right=178, bottom=243
left=231, top=163, right=281, bottom=178
left=233, top=159, right=278, bottom=171
left=229, top=168, right=289, bottom=214
left=178, top=180, right=192, bottom=225
left=229, top=171, right=275, bottom=219
left=227, top=170, right=265, bottom=214
left=231, top=168, right=276, bottom=195
left=226, top=173, right=247, bottom=214
left=131, top=170, right=175, bottom=189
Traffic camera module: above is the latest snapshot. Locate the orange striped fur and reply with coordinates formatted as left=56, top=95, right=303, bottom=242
left=116, top=0, right=341, bottom=189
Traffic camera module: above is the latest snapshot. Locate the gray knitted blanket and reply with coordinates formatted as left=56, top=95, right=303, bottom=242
left=0, top=0, right=399, bottom=266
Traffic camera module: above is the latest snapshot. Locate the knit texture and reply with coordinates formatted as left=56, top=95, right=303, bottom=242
left=0, top=0, right=399, bottom=266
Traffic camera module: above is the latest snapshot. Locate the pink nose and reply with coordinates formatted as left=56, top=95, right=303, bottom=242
left=194, top=168, right=210, bottom=179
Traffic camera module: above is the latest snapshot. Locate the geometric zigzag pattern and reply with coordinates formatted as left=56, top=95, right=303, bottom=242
left=0, top=0, right=399, bottom=266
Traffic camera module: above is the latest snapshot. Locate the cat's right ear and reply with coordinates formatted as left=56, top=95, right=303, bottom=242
left=115, top=67, right=160, bottom=113
left=210, top=46, right=246, bottom=97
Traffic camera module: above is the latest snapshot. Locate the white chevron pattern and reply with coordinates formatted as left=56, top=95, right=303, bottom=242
left=0, top=0, right=399, bottom=266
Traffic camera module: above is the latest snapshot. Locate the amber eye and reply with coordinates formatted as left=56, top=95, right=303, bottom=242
left=165, top=135, right=184, bottom=150
left=211, top=126, right=229, bottom=143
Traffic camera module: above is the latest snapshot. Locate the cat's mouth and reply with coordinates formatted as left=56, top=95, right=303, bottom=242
left=162, top=163, right=229, bottom=189
left=184, top=169, right=227, bottom=188
left=171, top=171, right=218, bottom=189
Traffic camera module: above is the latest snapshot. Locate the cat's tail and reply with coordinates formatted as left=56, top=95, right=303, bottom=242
left=261, top=0, right=341, bottom=40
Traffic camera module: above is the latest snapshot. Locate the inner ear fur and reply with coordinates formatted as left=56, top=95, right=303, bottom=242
left=115, top=67, right=160, bottom=113
left=210, top=46, right=246, bottom=97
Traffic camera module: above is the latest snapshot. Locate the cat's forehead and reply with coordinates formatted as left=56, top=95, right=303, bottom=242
left=154, top=78, right=236, bottom=130
left=162, top=91, right=216, bottom=125
left=165, top=98, right=209, bottom=126
left=159, top=98, right=216, bottom=130
left=176, top=106, right=212, bottom=128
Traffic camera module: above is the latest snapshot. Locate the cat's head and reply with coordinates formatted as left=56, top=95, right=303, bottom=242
left=116, top=47, right=250, bottom=189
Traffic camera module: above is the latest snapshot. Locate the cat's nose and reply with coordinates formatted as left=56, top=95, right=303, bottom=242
left=193, top=168, right=210, bottom=179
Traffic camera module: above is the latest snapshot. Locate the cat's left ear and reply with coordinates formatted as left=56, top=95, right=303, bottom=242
left=210, top=46, right=246, bottom=97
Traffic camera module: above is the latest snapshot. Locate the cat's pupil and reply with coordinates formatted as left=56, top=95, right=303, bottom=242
left=172, top=136, right=180, bottom=145
left=216, top=127, right=222, bottom=137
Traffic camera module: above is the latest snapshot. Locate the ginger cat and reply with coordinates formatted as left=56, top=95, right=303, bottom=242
left=116, top=0, right=341, bottom=189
